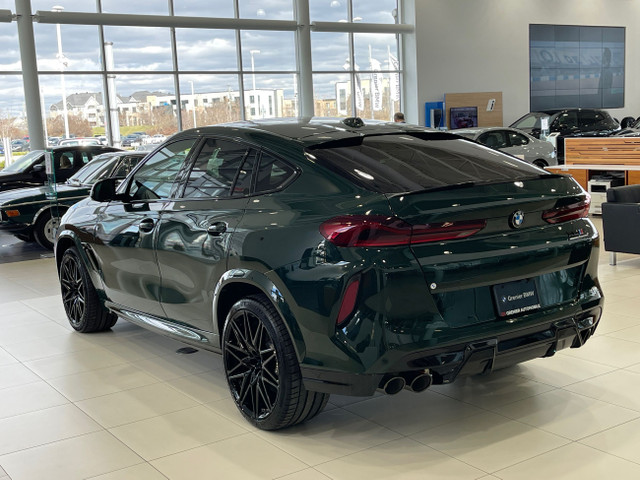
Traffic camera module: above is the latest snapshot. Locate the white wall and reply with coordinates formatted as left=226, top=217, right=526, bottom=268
left=411, top=0, right=640, bottom=126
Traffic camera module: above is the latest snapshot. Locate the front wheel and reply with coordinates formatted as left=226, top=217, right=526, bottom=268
left=222, top=295, right=328, bottom=430
left=533, top=159, right=548, bottom=168
left=34, top=210, right=61, bottom=250
left=59, top=247, right=117, bottom=333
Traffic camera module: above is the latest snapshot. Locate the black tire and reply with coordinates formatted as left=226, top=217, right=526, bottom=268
left=533, top=159, right=548, bottom=168
left=33, top=210, right=60, bottom=250
left=222, top=294, right=329, bottom=430
left=59, top=247, right=117, bottom=333
left=14, top=232, right=34, bottom=243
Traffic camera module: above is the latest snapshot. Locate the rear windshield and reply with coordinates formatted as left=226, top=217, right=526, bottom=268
left=307, top=133, right=544, bottom=194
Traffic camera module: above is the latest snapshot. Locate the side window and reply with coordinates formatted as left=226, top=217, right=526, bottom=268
left=129, top=139, right=195, bottom=201
left=79, top=152, right=93, bottom=166
left=508, top=132, right=529, bottom=147
left=554, top=111, right=578, bottom=130
left=477, top=131, right=508, bottom=149
left=182, top=138, right=249, bottom=199
left=112, top=156, right=142, bottom=178
left=58, top=152, right=74, bottom=170
left=255, top=151, right=296, bottom=194
left=232, top=150, right=257, bottom=197
left=579, top=111, right=598, bottom=128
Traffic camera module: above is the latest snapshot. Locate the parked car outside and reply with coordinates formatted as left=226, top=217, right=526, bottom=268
left=510, top=108, right=619, bottom=162
left=0, top=151, right=144, bottom=249
left=11, top=139, right=29, bottom=152
left=454, top=126, right=557, bottom=167
left=58, top=137, right=102, bottom=146
left=56, top=118, right=603, bottom=430
left=0, top=145, right=121, bottom=192
left=120, top=134, right=140, bottom=147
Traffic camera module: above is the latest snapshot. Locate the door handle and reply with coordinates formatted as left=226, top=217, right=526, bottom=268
left=138, top=218, right=156, bottom=233
left=207, top=221, right=228, bottom=236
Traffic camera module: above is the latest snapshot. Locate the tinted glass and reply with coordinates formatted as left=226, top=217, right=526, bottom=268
left=112, top=155, right=143, bottom=178
left=508, top=132, right=529, bottom=146
left=477, top=131, right=508, bottom=149
left=553, top=111, right=578, bottom=130
left=579, top=110, right=617, bottom=130
left=2, top=150, right=43, bottom=173
left=233, top=150, right=257, bottom=197
left=183, top=138, right=249, bottom=199
left=255, top=152, right=296, bottom=193
left=69, top=154, right=117, bottom=184
left=511, top=113, right=549, bottom=129
left=308, top=133, right=543, bottom=194
left=129, top=139, right=195, bottom=201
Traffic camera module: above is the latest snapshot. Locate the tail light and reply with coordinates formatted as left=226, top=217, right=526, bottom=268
left=319, top=215, right=486, bottom=247
left=542, top=196, right=590, bottom=224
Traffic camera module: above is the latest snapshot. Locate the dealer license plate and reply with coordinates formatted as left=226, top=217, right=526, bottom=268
left=493, top=278, right=541, bottom=317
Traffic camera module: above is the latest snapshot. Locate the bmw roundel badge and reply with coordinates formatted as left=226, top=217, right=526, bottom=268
left=510, top=210, right=525, bottom=229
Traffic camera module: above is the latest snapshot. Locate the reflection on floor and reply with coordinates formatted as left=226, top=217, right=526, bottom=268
left=0, top=231, right=52, bottom=264
left=1, top=217, right=640, bottom=479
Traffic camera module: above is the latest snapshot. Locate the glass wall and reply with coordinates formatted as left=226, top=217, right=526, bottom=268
left=310, top=0, right=401, bottom=119
left=1, top=0, right=406, bottom=151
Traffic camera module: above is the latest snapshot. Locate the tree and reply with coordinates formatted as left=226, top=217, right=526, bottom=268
left=47, top=114, right=92, bottom=137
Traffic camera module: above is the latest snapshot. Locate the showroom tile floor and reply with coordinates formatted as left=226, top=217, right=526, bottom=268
left=1, top=221, right=640, bottom=479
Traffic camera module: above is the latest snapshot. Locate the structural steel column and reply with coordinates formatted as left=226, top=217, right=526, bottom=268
left=15, top=0, right=45, bottom=149
left=295, top=0, right=314, bottom=118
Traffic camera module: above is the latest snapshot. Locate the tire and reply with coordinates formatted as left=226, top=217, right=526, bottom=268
left=59, top=247, right=118, bottom=333
left=14, top=232, right=34, bottom=243
left=533, top=159, right=548, bottom=168
left=33, top=210, right=61, bottom=250
left=222, top=295, right=329, bottom=430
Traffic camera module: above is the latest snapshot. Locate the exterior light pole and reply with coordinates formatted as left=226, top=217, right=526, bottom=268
left=250, top=49, right=260, bottom=118
left=189, top=80, right=196, bottom=128
left=53, top=5, right=70, bottom=139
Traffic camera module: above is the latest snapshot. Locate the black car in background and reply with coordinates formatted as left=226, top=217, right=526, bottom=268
left=0, top=145, right=121, bottom=192
left=510, top=108, right=619, bottom=162
left=0, top=151, right=145, bottom=249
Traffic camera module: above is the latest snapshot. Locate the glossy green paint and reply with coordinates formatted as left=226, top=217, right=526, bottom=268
left=0, top=183, right=90, bottom=237
left=55, top=119, right=604, bottom=396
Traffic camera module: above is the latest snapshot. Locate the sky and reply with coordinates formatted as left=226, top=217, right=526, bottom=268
left=0, top=0, right=399, bottom=117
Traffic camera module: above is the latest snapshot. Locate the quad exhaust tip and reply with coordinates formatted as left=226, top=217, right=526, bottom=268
left=381, top=376, right=406, bottom=395
left=379, top=371, right=432, bottom=395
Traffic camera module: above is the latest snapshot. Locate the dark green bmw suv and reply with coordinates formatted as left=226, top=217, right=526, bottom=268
left=55, top=118, right=603, bottom=430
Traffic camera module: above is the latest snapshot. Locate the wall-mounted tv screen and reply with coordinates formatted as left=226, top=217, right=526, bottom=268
left=450, top=106, right=478, bottom=129
left=529, top=24, right=625, bottom=110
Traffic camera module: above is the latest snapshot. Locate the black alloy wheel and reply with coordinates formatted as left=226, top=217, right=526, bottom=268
left=223, top=295, right=329, bottom=430
left=59, top=247, right=117, bottom=333
left=224, top=306, right=280, bottom=421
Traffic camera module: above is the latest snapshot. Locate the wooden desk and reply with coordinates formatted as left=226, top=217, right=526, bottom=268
left=546, top=164, right=640, bottom=190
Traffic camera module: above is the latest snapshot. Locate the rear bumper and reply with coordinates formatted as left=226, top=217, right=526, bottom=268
left=301, top=305, right=602, bottom=396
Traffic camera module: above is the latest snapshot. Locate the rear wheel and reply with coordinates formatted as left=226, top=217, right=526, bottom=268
left=222, top=295, right=329, bottom=430
left=33, top=210, right=61, bottom=249
left=59, top=247, right=117, bottom=332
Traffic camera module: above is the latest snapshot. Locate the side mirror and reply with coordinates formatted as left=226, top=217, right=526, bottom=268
left=91, top=178, right=122, bottom=202
left=31, top=164, right=45, bottom=176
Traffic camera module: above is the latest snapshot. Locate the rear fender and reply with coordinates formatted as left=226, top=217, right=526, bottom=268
left=213, top=269, right=306, bottom=361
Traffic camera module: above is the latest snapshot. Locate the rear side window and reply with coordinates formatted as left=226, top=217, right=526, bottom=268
left=254, top=152, right=296, bottom=194
left=182, top=138, right=249, bottom=199
left=308, top=133, right=543, bottom=194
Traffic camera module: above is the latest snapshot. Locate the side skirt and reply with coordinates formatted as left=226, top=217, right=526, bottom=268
left=105, top=302, right=222, bottom=354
